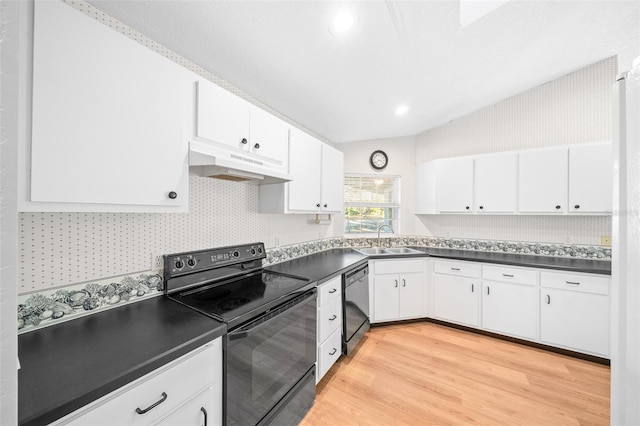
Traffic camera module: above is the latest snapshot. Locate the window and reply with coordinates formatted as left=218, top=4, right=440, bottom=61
left=344, top=174, right=400, bottom=235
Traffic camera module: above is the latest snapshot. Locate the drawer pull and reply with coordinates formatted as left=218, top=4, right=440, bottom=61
left=402, top=279, right=406, bottom=287
left=471, top=283, right=474, bottom=292
left=329, top=315, right=337, bottom=321
left=394, top=280, right=398, bottom=288
left=566, top=281, right=581, bottom=285
left=502, top=274, right=514, bottom=278
left=487, top=286, right=490, bottom=295
left=135, top=392, right=167, bottom=414
left=329, top=348, right=337, bottom=356
left=451, top=267, right=461, bottom=271
left=328, top=288, right=337, bottom=293
left=201, top=407, right=208, bottom=426
left=546, top=295, right=551, bottom=304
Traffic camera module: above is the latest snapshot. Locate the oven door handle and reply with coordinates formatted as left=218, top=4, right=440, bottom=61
left=228, top=290, right=316, bottom=340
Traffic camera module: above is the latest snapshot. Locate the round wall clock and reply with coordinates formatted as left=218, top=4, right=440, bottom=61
left=369, top=150, right=388, bottom=170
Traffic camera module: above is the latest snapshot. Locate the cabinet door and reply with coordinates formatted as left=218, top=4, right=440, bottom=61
left=320, top=144, right=344, bottom=212
left=196, top=79, right=250, bottom=151
left=433, top=274, right=479, bottom=327
left=518, top=148, right=568, bottom=213
left=156, top=386, right=221, bottom=426
left=248, top=105, right=289, bottom=167
left=474, top=153, right=517, bottom=213
left=287, top=129, right=322, bottom=211
left=436, top=157, right=474, bottom=213
left=398, top=273, right=425, bottom=320
left=569, top=143, right=612, bottom=213
left=540, top=289, right=609, bottom=356
left=372, top=275, right=400, bottom=322
left=481, top=281, right=537, bottom=340
left=31, top=1, right=188, bottom=210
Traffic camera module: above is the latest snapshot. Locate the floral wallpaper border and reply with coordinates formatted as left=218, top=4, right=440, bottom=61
left=18, top=236, right=610, bottom=333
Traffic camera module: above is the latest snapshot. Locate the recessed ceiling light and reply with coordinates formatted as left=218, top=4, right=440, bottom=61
left=395, top=105, right=409, bottom=116
left=330, top=11, right=357, bottom=35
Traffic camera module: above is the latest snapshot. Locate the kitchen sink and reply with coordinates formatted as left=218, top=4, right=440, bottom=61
left=355, top=247, right=424, bottom=256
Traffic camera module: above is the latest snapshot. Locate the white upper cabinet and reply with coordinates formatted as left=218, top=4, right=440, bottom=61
left=195, top=80, right=289, bottom=169
left=27, top=1, right=190, bottom=212
left=259, top=128, right=343, bottom=214
left=436, top=157, right=474, bottom=213
left=518, top=148, right=568, bottom=213
left=474, top=152, right=517, bottom=213
left=416, top=142, right=611, bottom=216
left=569, top=142, right=612, bottom=213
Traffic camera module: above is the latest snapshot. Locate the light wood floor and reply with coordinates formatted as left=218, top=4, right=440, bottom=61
left=300, top=322, right=610, bottom=425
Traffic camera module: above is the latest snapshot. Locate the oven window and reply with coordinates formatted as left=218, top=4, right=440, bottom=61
left=226, top=292, right=316, bottom=426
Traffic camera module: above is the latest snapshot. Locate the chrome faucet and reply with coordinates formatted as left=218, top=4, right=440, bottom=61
left=377, top=224, right=394, bottom=247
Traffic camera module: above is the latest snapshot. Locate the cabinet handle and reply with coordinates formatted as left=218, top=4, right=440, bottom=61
left=201, top=407, right=208, bottom=426
left=254, top=143, right=260, bottom=149
left=487, top=286, right=490, bottom=295
left=546, top=295, right=551, bottom=304
left=451, top=267, right=461, bottom=271
left=329, top=348, right=337, bottom=356
left=574, top=204, right=581, bottom=209
left=565, top=281, right=581, bottom=285
left=502, top=274, right=514, bottom=278
left=328, top=288, right=337, bottom=293
left=471, top=283, right=474, bottom=292
left=402, top=279, right=406, bottom=287
left=479, top=205, right=484, bottom=210
left=394, top=280, right=398, bottom=288
left=316, top=203, right=321, bottom=208
left=329, top=315, right=337, bottom=321
left=168, top=191, right=177, bottom=199
left=241, top=138, right=248, bottom=145
left=555, top=205, right=561, bottom=210
left=465, top=206, right=470, bottom=210
left=135, top=392, right=168, bottom=414
left=324, top=204, right=328, bottom=208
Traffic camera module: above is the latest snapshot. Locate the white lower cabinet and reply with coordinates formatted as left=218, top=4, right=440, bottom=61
left=540, top=271, right=610, bottom=357
left=371, top=259, right=426, bottom=323
left=55, top=338, right=222, bottom=425
left=432, top=260, right=480, bottom=327
left=316, top=276, right=342, bottom=383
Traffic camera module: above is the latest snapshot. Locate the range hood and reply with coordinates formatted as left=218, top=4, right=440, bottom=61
left=189, top=140, right=293, bottom=184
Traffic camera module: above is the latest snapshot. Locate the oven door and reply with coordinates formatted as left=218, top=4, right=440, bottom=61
left=225, top=289, right=317, bottom=426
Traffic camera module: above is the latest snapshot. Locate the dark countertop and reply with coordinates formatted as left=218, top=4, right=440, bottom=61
left=18, top=296, right=226, bottom=426
left=267, top=247, right=611, bottom=278
left=266, top=248, right=368, bottom=283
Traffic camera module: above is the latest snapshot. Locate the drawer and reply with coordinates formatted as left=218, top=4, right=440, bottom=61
left=373, top=259, right=424, bottom=275
left=540, top=271, right=609, bottom=295
left=434, top=260, right=480, bottom=278
left=317, top=275, right=342, bottom=307
left=482, top=264, right=537, bottom=286
left=317, top=328, right=342, bottom=383
left=61, top=339, right=222, bottom=425
left=318, top=298, right=342, bottom=344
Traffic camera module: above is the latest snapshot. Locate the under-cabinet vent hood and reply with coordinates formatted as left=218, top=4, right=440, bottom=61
left=189, top=140, right=293, bottom=184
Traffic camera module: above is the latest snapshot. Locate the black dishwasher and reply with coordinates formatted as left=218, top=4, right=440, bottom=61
left=342, top=262, right=370, bottom=355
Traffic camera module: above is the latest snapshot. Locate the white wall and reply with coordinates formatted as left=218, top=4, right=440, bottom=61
left=336, top=136, right=416, bottom=235
left=413, top=57, right=616, bottom=245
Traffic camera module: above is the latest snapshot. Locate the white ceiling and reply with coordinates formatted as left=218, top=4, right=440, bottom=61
left=86, top=0, right=640, bottom=143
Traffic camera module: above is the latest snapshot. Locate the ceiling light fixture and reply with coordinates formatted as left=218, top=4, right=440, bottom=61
left=395, top=105, right=409, bottom=116
left=330, top=11, right=357, bottom=34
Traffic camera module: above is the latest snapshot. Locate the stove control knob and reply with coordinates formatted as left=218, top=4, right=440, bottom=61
left=174, top=260, right=185, bottom=269
left=233, top=251, right=240, bottom=258
left=250, top=248, right=256, bottom=255
left=187, top=258, right=196, bottom=267
left=257, top=247, right=263, bottom=254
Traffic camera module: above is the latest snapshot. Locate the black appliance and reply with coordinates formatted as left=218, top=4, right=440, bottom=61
left=163, top=243, right=317, bottom=426
left=342, top=262, right=370, bottom=355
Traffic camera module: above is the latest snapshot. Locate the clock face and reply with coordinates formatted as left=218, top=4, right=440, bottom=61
left=370, top=150, right=388, bottom=170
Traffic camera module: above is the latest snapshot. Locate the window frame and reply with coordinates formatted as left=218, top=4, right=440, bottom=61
left=343, top=173, right=401, bottom=237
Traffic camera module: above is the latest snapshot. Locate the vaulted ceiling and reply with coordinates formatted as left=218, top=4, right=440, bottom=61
left=87, top=0, right=640, bottom=143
